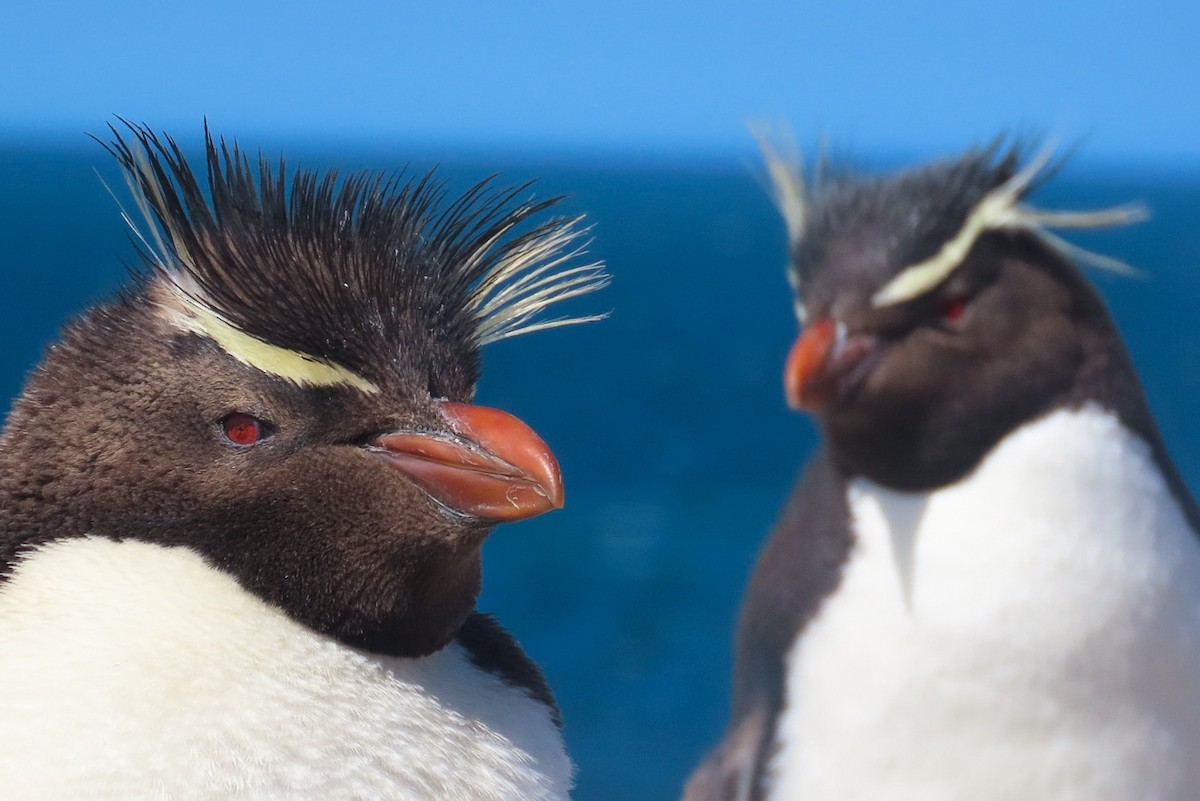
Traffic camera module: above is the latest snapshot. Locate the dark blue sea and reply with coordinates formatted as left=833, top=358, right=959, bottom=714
left=2, top=137, right=1199, bottom=800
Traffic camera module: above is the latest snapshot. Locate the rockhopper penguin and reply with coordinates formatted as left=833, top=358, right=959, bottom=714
left=0, top=122, right=607, bottom=800
left=684, top=141, right=1200, bottom=801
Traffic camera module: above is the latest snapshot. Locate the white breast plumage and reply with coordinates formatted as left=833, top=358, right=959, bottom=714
left=770, top=405, right=1200, bottom=801
left=0, top=537, right=572, bottom=801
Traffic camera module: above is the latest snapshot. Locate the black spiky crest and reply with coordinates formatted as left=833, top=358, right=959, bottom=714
left=793, top=143, right=1024, bottom=290
left=98, top=120, right=607, bottom=389
left=757, top=136, right=1145, bottom=316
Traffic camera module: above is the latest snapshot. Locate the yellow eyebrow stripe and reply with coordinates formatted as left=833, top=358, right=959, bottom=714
left=870, top=142, right=1144, bottom=308
left=169, top=298, right=380, bottom=393
left=870, top=190, right=1009, bottom=307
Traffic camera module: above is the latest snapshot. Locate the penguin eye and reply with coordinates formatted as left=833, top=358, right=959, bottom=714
left=938, top=294, right=970, bottom=324
left=221, top=413, right=273, bottom=447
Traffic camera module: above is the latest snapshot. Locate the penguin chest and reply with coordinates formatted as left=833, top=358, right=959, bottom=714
left=770, top=406, right=1200, bottom=801
left=0, top=538, right=571, bottom=801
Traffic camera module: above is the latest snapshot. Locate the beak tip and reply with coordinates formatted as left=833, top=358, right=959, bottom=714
left=543, top=475, right=565, bottom=510
left=783, top=374, right=804, bottom=411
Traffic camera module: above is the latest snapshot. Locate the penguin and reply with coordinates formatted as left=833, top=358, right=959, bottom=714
left=683, top=140, right=1200, bottom=801
left=0, top=122, right=608, bottom=801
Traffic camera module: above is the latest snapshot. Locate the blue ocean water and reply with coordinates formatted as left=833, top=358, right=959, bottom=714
left=2, top=139, right=1199, bottom=800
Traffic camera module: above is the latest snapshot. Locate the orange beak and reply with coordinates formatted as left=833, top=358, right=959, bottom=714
left=372, top=402, right=564, bottom=522
left=784, top=317, right=839, bottom=410
left=783, top=317, right=880, bottom=412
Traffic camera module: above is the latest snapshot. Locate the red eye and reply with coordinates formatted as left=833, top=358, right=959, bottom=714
left=939, top=295, right=970, bottom=323
left=222, top=413, right=269, bottom=446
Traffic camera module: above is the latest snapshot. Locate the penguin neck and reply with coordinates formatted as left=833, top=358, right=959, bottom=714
left=824, top=300, right=1188, bottom=506
left=843, top=403, right=1196, bottom=611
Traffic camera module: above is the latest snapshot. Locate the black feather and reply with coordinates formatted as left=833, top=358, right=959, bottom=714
left=95, top=119, right=601, bottom=388
left=792, top=143, right=1023, bottom=288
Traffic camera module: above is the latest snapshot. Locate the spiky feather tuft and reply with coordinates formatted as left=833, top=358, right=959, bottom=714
left=871, top=143, right=1146, bottom=306
left=97, top=120, right=608, bottom=389
left=759, top=136, right=1146, bottom=313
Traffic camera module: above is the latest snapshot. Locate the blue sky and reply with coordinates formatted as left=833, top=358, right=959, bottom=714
left=2, top=0, right=1198, bottom=166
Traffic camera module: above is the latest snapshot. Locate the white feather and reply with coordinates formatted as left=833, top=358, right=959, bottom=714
left=770, top=406, right=1200, bottom=801
left=751, top=123, right=808, bottom=247
left=0, top=538, right=572, bottom=801
left=469, top=215, right=609, bottom=346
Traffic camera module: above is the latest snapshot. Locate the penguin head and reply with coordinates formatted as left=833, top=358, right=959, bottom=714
left=0, top=122, right=607, bottom=656
left=760, top=140, right=1145, bottom=490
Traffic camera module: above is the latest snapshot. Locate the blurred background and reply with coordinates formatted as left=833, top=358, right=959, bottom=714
left=2, top=2, right=1199, bottom=799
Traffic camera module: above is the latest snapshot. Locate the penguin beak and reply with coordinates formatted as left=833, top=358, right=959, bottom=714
left=784, top=317, right=880, bottom=411
left=371, top=402, right=564, bottom=522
